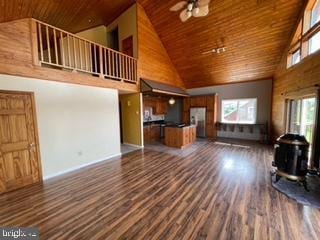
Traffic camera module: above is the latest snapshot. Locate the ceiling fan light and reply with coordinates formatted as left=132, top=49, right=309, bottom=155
left=187, top=3, right=193, bottom=11
left=192, top=7, right=200, bottom=16
left=186, top=10, right=192, bottom=18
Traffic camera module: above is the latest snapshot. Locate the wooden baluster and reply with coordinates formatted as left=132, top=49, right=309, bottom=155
left=120, top=55, right=123, bottom=80
left=112, top=51, right=115, bottom=77
left=79, top=39, right=83, bottom=70
left=53, top=29, right=58, bottom=65
left=84, top=41, right=88, bottom=71
left=118, top=55, right=121, bottom=79
left=99, top=46, right=103, bottom=78
left=125, top=57, right=128, bottom=80
left=60, top=32, right=65, bottom=67
left=130, top=58, right=133, bottom=81
left=37, top=23, right=44, bottom=62
left=134, top=60, right=137, bottom=82
left=128, top=58, right=131, bottom=81
left=46, top=25, right=51, bottom=63
left=67, top=35, right=71, bottom=67
left=104, top=49, right=107, bottom=76
left=73, top=36, right=77, bottom=69
left=93, top=45, right=97, bottom=73
left=123, top=56, right=126, bottom=81
left=89, top=43, right=93, bottom=73
left=115, top=54, right=118, bottom=78
left=108, top=49, right=111, bottom=77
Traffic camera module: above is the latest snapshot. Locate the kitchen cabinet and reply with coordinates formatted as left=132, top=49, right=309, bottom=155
left=165, top=125, right=196, bottom=148
left=183, top=98, right=190, bottom=111
left=206, top=96, right=215, bottom=111
left=144, top=124, right=161, bottom=142
left=190, top=96, right=206, bottom=107
left=143, top=97, right=168, bottom=115
left=182, top=94, right=218, bottom=139
left=154, top=101, right=168, bottom=115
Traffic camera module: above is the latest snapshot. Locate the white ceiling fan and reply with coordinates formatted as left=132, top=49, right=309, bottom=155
left=170, top=0, right=211, bottom=22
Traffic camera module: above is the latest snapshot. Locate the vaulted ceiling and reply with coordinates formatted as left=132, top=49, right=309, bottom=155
left=138, top=0, right=304, bottom=88
left=0, top=0, right=304, bottom=88
left=0, top=0, right=135, bottom=33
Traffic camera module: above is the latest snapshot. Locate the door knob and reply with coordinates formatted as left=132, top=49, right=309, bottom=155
left=29, top=143, right=35, bottom=148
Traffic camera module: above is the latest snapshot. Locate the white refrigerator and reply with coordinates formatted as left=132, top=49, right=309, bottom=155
left=190, top=107, right=206, bottom=137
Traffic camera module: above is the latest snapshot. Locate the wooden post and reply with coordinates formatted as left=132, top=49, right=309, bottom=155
left=30, top=19, right=41, bottom=66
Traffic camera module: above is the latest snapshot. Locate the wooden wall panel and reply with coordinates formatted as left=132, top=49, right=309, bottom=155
left=138, top=0, right=303, bottom=88
left=0, top=19, right=138, bottom=93
left=0, top=0, right=135, bottom=33
left=272, top=50, right=320, bottom=140
left=137, top=4, right=185, bottom=88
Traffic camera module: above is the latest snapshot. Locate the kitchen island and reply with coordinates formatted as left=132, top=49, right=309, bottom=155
left=164, top=125, right=196, bottom=149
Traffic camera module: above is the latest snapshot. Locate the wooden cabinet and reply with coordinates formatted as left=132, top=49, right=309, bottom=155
left=183, top=98, right=190, bottom=111
left=183, top=94, right=218, bottom=139
left=144, top=124, right=160, bottom=142
left=143, top=97, right=168, bottom=115
left=206, top=95, right=215, bottom=111
left=165, top=125, right=196, bottom=149
left=190, top=96, right=206, bottom=107
left=154, top=100, right=168, bottom=115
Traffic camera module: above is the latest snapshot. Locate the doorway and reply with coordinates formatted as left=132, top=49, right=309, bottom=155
left=0, top=91, right=42, bottom=193
left=108, top=27, right=119, bottom=51
left=286, top=96, right=317, bottom=165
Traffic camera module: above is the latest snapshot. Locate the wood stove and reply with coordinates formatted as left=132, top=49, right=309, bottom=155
left=272, top=133, right=309, bottom=190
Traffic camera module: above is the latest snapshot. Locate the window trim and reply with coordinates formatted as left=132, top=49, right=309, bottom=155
left=287, top=0, right=320, bottom=69
left=221, top=98, right=258, bottom=124
left=291, top=48, right=301, bottom=65
left=311, top=0, right=320, bottom=28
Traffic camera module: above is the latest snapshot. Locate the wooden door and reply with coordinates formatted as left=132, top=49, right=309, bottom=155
left=0, top=91, right=42, bottom=193
left=122, top=36, right=133, bottom=57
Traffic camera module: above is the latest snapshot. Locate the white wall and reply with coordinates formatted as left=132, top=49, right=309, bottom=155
left=0, top=74, right=121, bottom=178
left=106, top=4, right=138, bottom=58
left=76, top=25, right=108, bottom=46
left=187, top=79, right=273, bottom=140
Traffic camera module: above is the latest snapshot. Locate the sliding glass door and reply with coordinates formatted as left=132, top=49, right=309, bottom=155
left=286, top=96, right=317, bottom=165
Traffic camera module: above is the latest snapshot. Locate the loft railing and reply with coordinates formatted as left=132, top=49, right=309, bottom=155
left=31, top=19, right=137, bottom=84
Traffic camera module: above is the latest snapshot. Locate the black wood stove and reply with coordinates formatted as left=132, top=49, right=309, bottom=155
left=272, top=133, right=309, bottom=190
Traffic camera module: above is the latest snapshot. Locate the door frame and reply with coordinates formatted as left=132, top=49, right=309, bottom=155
left=0, top=90, right=43, bottom=185
left=283, top=86, right=320, bottom=168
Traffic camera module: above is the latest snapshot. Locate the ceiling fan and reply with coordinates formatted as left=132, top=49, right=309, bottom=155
left=170, top=0, right=211, bottom=22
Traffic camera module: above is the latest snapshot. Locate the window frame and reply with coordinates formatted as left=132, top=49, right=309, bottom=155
left=287, top=0, right=320, bottom=69
left=311, top=0, right=320, bottom=28
left=221, top=98, right=258, bottom=124
left=291, top=48, right=301, bottom=65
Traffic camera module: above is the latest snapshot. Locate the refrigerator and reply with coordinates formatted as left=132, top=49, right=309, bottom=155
left=190, top=107, right=206, bottom=137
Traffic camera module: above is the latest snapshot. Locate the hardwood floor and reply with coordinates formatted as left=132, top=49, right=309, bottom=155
left=1, top=140, right=320, bottom=239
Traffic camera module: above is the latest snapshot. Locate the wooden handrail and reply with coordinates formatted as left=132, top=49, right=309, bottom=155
left=32, top=18, right=138, bottom=83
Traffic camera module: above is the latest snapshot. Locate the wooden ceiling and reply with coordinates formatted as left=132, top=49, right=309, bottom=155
left=138, top=0, right=304, bottom=88
left=0, top=0, right=135, bottom=33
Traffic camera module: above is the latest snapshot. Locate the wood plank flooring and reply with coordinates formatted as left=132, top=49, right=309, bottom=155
left=1, top=140, right=320, bottom=239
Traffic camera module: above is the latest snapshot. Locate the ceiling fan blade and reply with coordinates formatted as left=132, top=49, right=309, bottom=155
left=198, top=0, right=211, bottom=7
left=194, top=5, right=209, bottom=17
left=170, top=1, right=187, bottom=11
left=180, top=9, right=191, bottom=22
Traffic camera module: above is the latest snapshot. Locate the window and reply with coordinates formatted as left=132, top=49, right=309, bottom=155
left=292, top=49, right=301, bottom=65
left=287, top=0, right=320, bottom=68
left=311, top=0, right=320, bottom=27
left=221, top=98, right=257, bottom=124
left=309, top=31, right=320, bottom=54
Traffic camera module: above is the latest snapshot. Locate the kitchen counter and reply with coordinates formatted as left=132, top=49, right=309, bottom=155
left=164, top=125, right=196, bottom=149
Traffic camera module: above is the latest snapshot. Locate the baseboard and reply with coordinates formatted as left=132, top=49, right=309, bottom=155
left=122, top=142, right=144, bottom=148
left=43, top=153, right=122, bottom=181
